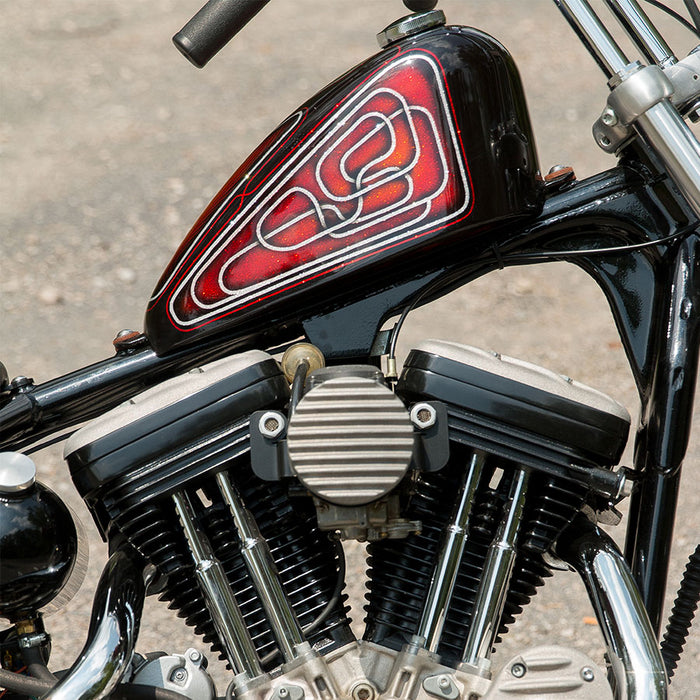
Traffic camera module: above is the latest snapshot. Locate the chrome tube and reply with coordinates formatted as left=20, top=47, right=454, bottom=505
left=558, top=0, right=700, bottom=222
left=555, top=0, right=629, bottom=77
left=604, top=0, right=675, bottom=66
left=461, top=468, right=530, bottom=670
left=216, top=470, right=305, bottom=662
left=172, top=490, right=263, bottom=678
left=636, top=100, right=700, bottom=216
left=558, top=516, right=668, bottom=700
left=45, top=549, right=147, bottom=700
left=416, top=450, right=486, bottom=652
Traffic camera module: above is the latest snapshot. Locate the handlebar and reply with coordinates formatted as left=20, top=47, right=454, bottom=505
left=173, top=0, right=271, bottom=68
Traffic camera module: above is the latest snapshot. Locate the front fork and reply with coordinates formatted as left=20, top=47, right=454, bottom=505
left=624, top=232, right=700, bottom=631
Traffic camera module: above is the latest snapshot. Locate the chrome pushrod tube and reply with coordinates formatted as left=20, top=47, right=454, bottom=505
left=45, top=549, right=148, bottom=700
left=216, top=470, right=305, bottom=663
left=173, top=490, right=264, bottom=679
left=554, top=0, right=629, bottom=77
left=416, top=450, right=486, bottom=652
left=461, top=467, right=530, bottom=672
left=558, top=516, right=668, bottom=700
left=604, top=0, right=675, bottom=66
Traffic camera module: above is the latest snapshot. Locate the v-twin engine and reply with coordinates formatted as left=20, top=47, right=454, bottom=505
left=65, top=340, right=631, bottom=699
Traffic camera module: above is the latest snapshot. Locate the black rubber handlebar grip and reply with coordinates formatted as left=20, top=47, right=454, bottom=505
left=173, top=0, right=271, bottom=68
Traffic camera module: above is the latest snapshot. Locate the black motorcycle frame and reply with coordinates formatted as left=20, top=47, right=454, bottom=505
left=1, top=144, right=697, bottom=637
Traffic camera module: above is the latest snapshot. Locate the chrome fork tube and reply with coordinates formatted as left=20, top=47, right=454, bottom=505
left=172, top=490, right=264, bottom=679
left=554, top=0, right=629, bottom=77
left=216, top=470, right=306, bottom=663
left=415, top=450, right=486, bottom=652
left=558, top=516, right=668, bottom=700
left=603, top=0, right=675, bottom=66
left=45, top=548, right=148, bottom=700
left=461, top=467, right=530, bottom=673
left=556, top=0, right=700, bottom=219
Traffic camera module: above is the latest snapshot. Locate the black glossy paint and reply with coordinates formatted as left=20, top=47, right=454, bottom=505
left=0, top=482, right=78, bottom=621
left=145, top=24, right=543, bottom=356
left=0, top=30, right=697, bottom=644
left=397, top=347, right=630, bottom=466
left=67, top=357, right=289, bottom=538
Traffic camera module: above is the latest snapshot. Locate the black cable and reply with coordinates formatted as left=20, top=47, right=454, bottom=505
left=387, top=273, right=453, bottom=367
left=385, top=229, right=691, bottom=366
left=643, top=0, right=700, bottom=37
left=683, top=0, right=700, bottom=33
left=21, top=644, right=56, bottom=683
left=289, top=360, right=309, bottom=415
left=257, top=539, right=347, bottom=668
left=495, top=228, right=690, bottom=264
left=299, top=539, right=346, bottom=637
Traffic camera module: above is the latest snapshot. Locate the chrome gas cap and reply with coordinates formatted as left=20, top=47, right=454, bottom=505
left=377, top=9, right=446, bottom=48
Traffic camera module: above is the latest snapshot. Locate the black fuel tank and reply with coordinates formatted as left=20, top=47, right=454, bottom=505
left=146, top=23, right=542, bottom=355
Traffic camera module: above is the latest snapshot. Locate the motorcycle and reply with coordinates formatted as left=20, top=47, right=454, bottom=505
left=1, top=0, right=699, bottom=697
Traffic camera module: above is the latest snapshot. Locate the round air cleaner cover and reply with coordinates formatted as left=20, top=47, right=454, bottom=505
left=397, top=340, right=630, bottom=468
left=287, top=366, right=414, bottom=506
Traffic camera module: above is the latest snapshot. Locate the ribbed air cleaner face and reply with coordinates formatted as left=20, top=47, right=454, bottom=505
left=286, top=368, right=415, bottom=506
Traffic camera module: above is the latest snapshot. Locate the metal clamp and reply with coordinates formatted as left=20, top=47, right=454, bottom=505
left=608, top=64, right=673, bottom=124
left=664, top=48, right=700, bottom=120
left=594, top=63, right=672, bottom=152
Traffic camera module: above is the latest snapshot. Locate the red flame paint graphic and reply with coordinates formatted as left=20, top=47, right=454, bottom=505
left=165, top=51, right=471, bottom=329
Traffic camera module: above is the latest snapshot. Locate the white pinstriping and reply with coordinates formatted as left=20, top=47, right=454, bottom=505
left=149, top=111, right=304, bottom=303
left=169, top=53, right=470, bottom=327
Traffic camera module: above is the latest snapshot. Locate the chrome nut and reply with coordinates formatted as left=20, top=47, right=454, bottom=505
left=410, top=402, right=437, bottom=429
left=258, top=411, right=286, bottom=439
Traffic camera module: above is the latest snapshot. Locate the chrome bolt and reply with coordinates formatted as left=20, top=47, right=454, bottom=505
left=188, top=649, right=201, bottom=663
left=10, top=376, right=33, bottom=391
left=171, top=668, right=188, bottom=684
left=601, top=108, right=618, bottom=126
left=278, top=688, right=288, bottom=697
left=438, top=676, right=451, bottom=689
left=259, top=411, right=286, bottom=439
left=410, top=402, right=437, bottom=429
left=511, top=662, right=527, bottom=678
left=581, top=667, right=595, bottom=682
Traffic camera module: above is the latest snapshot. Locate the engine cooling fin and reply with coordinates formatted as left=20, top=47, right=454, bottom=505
left=64, top=351, right=353, bottom=668
left=365, top=340, right=627, bottom=665
left=397, top=340, right=631, bottom=470
left=363, top=457, right=557, bottom=666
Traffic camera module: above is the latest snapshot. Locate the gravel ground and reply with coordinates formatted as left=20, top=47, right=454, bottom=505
left=1, top=1, right=699, bottom=697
